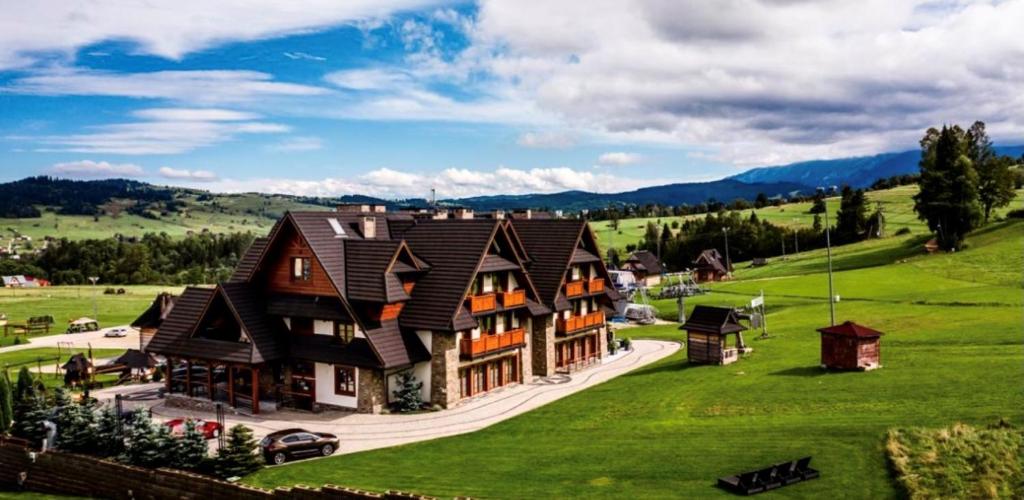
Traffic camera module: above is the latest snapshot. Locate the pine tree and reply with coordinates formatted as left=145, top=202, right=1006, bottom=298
left=214, top=425, right=262, bottom=478
left=172, top=420, right=209, bottom=470
left=94, top=405, right=125, bottom=457
left=812, top=213, right=822, bottom=232
left=14, top=367, right=34, bottom=405
left=55, top=399, right=97, bottom=453
left=391, top=371, right=424, bottom=413
left=0, top=372, right=13, bottom=433
left=835, top=186, right=868, bottom=243
left=914, top=125, right=982, bottom=250
left=11, top=395, right=49, bottom=446
left=121, top=408, right=174, bottom=468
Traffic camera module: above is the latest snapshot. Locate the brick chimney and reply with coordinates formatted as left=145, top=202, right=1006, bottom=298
left=337, top=203, right=370, bottom=214
left=454, top=207, right=474, bottom=219
left=362, top=216, right=376, bottom=239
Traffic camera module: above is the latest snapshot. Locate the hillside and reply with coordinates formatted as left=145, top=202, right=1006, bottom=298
left=730, top=145, right=1024, bottom=188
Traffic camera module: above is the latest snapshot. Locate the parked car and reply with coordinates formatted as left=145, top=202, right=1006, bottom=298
left=164, top=418, right=223, bottom=439
left=260, top=428, right=339, bottom=465
left=104, top=327, right=129, bottom=338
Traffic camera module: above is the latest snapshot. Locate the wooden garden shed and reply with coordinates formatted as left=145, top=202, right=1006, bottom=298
left=817, top=321, right=882, bottom=371
left=681, top=305, right=750, bottom=365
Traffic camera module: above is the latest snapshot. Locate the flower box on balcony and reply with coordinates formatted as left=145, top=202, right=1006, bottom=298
left=468, top=293, right=496, bottom=313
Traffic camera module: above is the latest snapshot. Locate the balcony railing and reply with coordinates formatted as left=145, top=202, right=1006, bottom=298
left=565, top=280, right=585, bottom=297
left=557, top=311, right=605, bottom=335
left=586, top=278, right=605, bottom=294
left=501, top=289, right=526, bottom=308
left=461, top=328, right=525, bottom=358
left=467, top=293, right=496, bottom=313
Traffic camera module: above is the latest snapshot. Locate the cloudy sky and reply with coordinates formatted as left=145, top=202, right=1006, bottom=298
left=1, top=0, right=1022, bottom=198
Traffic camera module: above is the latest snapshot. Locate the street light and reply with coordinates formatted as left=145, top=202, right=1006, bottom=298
left=817, top=187, right=836, bottom=326
left=793, top=218, right=800, bottom=254
left=722, top=227, right=732, bottom=276
left=88, top=276, right=99, bottom=321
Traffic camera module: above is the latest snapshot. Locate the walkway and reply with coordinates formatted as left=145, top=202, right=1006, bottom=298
left=0, top=325, right=143, bottom=354
left=113, top=339, right=679, bottom=457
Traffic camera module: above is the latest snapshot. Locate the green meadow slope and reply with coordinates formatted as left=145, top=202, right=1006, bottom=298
left=244, top=219, right=1023, bottom=498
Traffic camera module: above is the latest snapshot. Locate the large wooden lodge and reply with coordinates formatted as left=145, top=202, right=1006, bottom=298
left=145, top=205, right=619, bottom=414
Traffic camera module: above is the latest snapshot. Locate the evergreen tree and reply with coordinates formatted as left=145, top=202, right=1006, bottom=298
left=642, top=221, right=659, bottom=251
left=172, top=420, right=209, bottom=470
left=977, top=155, right=1017, bottom=222
left=813, top=213, right=822, bottom=232
left=121, top=408, right=174, bottom=468
left=390, top=371, right=424, bottom=413
left=94, top=405, right=125, bottom=457
left=55, top=398, right=97, bottom=453
left=0, top=372, right=12, bottom=433
left=214, top=425, right=262, bottom=478
left=14, top=367, right=34, bottom=405
left=913, top=125, right=982, bottom=250
left=11, top=395, right=49, bottom=446
left=835, top=186, right=868, bottom=243
left=809, top=195, right=827, bottom=214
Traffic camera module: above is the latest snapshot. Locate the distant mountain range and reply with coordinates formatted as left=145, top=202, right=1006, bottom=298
left=729, top=145, right=1024, bottom=189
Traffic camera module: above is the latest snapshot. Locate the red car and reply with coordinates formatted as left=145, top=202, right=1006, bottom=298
left=164, top=418, right=222, bottom=439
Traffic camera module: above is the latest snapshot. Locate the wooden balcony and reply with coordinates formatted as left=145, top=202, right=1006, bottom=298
left=467, top=293, right=496, bottom=313
left=586, top=278, right=605, bottom=294
left=565, top=280, right=585, bottom=297
left=557, top=311, right=606, bottom=335
left=461, top=328, right=525, bottom=358
left=501, top=289, right=526, bottom=308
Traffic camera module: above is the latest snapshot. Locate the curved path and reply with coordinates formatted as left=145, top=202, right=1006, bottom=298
left=138, top=339, right=679, bottom=456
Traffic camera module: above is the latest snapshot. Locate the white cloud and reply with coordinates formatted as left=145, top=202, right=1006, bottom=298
left=283, top=51, right=326, bottom=61
left=597, top=152, right=642, bottom=166
left=132, top=108, right=260, bottom=121
left=158, top=166, right=219, bottom=182
left=268, top=136, right=324, bottom=152
left=0, top=1, right=445, bottom=70
left=50, top=160, right=144, bottom=178
left=517, top=131, right=577, bottom=149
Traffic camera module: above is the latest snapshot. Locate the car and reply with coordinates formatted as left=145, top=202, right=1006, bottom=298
left=260, top=428, right=339, bottom=465
left=164, top=418, right=223, bottom=439
left=104, top=327, right=130, bottom=338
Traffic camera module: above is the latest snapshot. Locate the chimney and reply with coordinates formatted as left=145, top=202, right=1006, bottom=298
left=493, top=209, right=505, bottom=220
left=362, top=216, right=376, bottom=239
left=337, top=203, right=371, bottom=214
left=373, top=204, right=387, bottom=213
left=432, top=208, right=449, bottom=220
left=455, top=207, right=474, bottom=219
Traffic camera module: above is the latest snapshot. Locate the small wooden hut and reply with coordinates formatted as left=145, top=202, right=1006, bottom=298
left=693, top=249, right=730, bottom=282
left=62, top=353, right=92, bottom=387
left=681, top=305, right=750, bottom=365
left=817, top=321, right=882, bottom=371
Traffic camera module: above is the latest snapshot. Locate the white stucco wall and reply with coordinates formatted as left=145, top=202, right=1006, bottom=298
left=315, top=362, right=358, bottom=409
left=314, top=320, right=332, bottom=335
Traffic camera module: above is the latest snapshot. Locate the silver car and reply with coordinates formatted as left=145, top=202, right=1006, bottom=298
left=104, top=327, right=129, bottom=338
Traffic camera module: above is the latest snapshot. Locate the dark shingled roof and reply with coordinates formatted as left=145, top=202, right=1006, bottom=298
left=681, top=305, right=746, bottom=334
left=113, top=349, right=158, bottom=369
left=510, top=219, right=585, bottom=308
left=817, top=321, right=883, bottom=338
left=266, top=294, right=352, bottom=322
left=146, top=286, right=215, bottom=355
left=229, top=237, right=270, bottom=282
left=220, top=282, right=288, bottom=363
left=363, top=320, right=430, bottom=368
left=345, top=239, right=403, bottom=302
left=399, top=219, right=501, bottom=331
left=288, top=335, right=380, bottom=368
left=571, top=248, right=601, bottom=264
left=131, top=292, right=175, bottom=329
left=626, top=250, right=665, bottom=275
left=478, top=254, right=521, bottom=272
left=694, top=249, right=728, bottom=274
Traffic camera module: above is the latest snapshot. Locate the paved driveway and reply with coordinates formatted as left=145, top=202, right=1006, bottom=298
left=0, top=324, right=143, bottom=354
left=125, top=339, right=680, bottom=457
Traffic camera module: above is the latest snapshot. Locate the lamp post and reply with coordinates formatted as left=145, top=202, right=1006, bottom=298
left=722, top=227, right=732, bottom=276
left=818, top=188, right=836, bottom=326
left=88, top=276, right=99, bottom=321
left=793, top=219, right=799, bottom=254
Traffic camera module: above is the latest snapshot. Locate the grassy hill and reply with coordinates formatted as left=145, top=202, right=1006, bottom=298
left=592, top=184, right=1024, bottom=257
left=245, top=219, right=1023, bottom=498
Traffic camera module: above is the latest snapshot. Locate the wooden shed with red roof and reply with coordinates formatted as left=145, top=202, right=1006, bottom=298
left=817, top=321, right=882, bottom=371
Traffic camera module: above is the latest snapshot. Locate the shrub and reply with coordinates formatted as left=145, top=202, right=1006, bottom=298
left=121, top=408, right=175, bottom=468
left=172, top=420, right=209, bottom=470
left=94, top=406, right=125, bottom=457
left=12, top=336, right=24, bottom=345
left=1005, top=208, right=1024, bottom=219
left=0, top=373, right=12, bottom=433
left=152, top=367, right=164, bottom=382
left=894, top=227, right=912, bottom=235
left=214, top=425, right=262, bottom=479
left=391, top=371, right=424, bottom=413
left=11, top=395, right=49, bottom=446
left=621, top=338, right=632, bottom=351
left=55, top=397, right=98, bottom=453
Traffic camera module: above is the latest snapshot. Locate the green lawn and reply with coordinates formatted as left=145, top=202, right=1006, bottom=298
left=245, top=220, right=1024, bottom=498
left=1, top=347, right=127, bottom=391
left=0, top=285, right=184, bottom=336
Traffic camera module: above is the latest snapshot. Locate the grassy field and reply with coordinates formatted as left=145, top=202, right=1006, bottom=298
left=591, top=185, right=1024, bottom=256
left=245, top=219, right=1023, bottom=498
left=0, top=285, right=184, bottom=344
left=1, top=347, right=127, bottom=391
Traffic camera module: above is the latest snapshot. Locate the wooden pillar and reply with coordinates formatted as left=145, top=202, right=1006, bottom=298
left=251, top=366, right=260, bottom=415
left=228, top=365, right=235, bottom=407
left=185, top=359, right=192, bottom=397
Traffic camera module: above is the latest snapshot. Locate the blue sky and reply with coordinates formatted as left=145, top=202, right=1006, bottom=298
left=1, top=1, right=1021, bottom=198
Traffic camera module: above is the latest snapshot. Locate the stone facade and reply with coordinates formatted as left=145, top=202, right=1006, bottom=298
left=357, top=367, right=387, bottom=413
left=430, top=332, right=460, bottom=408
left=598, top=325, right=609, bottom=359
left=520, top=317, right=534, bottom=381
left=531, top=313, right=556, bottom=377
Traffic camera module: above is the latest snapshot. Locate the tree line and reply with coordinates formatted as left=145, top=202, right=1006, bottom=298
left=2, top=231, right=254, bottom=285
left=914, top=121, right=1020, bottom=250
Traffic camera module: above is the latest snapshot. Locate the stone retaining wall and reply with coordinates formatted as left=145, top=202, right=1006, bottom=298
left=0, top=437, right=435, bottom=500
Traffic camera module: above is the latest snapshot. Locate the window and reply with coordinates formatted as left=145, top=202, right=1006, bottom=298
left=334, top=321, right=355, bottom=344
left=478, top=315, right=495, bottom=334
left=291, top=257, right=311, bottom=281
left=334, top=365, right=356, bottom=396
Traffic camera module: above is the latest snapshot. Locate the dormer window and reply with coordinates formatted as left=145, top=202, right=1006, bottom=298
left=334, top=321, right=355, bottom=344
left=291, top=257, right=311, bottom=281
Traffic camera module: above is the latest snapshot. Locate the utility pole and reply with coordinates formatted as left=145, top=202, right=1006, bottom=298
left=793, top=221, right=799, bottom=254
left=88, top=276, right=99, bottom=321
left=781, top=237, right=786, bottom=260
left=722, top=227, right=732, bottom=276
left=819, top=189, right=836, bottom=326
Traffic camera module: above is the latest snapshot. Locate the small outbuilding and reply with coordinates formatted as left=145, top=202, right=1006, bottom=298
left=622, top=250, right=664, bottom=287
left=817, top=321, right=882, bottom=371
left=132, top=292, right=176, bottom=350
left=681, top=305, right=751, bottom=365
left=112, top=349, right=159, bottom=378
left=62, top=353, right=93, bottom=387
left=693, top=249, right=730, bottom=282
